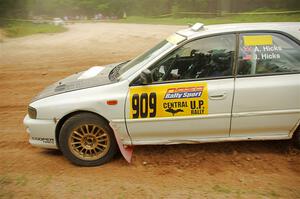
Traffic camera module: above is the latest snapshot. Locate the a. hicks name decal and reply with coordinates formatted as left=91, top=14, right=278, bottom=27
left=130, top=82, right=208, bottom=119
left=241, top=35, right=283, bottom=61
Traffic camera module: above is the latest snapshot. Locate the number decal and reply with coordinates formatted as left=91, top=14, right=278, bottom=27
left=132, top=94, right=139, bottom=119
left=140, top=93, right=148, bottom=118
left=131, top=92, right=157, bottom=119
left=149, top=92, right=157, bottom=117
left=130, top=82, right=208, bottom=119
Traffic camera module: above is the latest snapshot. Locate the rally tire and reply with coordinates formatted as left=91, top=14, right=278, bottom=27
left=59, top=113, right=118, bottom=166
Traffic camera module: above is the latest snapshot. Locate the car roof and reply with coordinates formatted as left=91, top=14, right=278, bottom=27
left=177, top=22, right=300, bottom=41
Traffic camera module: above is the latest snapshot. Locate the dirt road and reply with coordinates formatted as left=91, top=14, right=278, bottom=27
left=0, top=23, right=299, bottom=199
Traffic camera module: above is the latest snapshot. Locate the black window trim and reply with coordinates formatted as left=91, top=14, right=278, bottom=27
left=132, top=75, right=235, bottom=87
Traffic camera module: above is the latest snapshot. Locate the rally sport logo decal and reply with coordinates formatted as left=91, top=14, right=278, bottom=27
left=164, top=86, right=203, bottom=99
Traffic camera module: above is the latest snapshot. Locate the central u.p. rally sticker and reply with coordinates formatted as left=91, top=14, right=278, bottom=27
left=130, top=82, right=208, bottom=119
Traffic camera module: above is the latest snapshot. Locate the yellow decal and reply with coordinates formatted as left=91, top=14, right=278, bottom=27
left=166, top=33, right=186, bottom=45
left=243, top=35, right=273, bottom=46
left=130, top=82, right=208, bottom=119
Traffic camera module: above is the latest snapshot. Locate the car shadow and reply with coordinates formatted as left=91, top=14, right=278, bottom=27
left=134, top=140, right=296, bottom=155
left=41, top=149, right=62, bottom=156
left=37, top=140, right=299, bottom=173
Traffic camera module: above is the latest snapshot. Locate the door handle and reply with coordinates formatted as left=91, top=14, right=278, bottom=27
left=209, top=92, right=227, bottom=100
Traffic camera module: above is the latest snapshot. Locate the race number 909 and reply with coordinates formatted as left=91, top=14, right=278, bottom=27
left=132, top=92, right=157, bottom=118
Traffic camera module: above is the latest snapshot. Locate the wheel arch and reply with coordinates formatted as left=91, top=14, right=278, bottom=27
left=55, top=110, right=109, bottom=148
left=290, top=118, right=300, bottom=139
left=55, top=110, right=133, bottom=163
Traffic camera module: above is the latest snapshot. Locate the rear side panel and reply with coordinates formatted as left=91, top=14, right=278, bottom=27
left=231, top=74, right=300, bottom=137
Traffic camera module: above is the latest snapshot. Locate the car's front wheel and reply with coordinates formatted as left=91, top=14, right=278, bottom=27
left=59, top=113, right=118, bottom=166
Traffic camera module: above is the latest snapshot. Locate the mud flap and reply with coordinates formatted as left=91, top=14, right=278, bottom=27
left=115, top=135, right=133, bottom=163
left=110, top=123, right=133, bottom=163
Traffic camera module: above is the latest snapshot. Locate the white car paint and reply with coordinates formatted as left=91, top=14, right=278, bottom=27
left=231, top=74, right=300, bottom=137
left=124, top=78, right=235, bottom=144
left=24, top=22, right=300, bottom=162
left=78, top=66, right=105, bottom=80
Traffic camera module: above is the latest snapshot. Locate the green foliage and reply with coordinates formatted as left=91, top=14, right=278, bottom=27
left=96, top=3, right=109, bottom=13
left=3, top=21, right=67, bottom=37
left=0, top=0, right=299, bottom=19
left=114, top=13, right=300, bottom=25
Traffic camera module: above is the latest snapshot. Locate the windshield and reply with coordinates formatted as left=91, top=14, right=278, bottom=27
left=110, top=33, right=186, bottom=80
left=116, top=40, right=173, bottom=79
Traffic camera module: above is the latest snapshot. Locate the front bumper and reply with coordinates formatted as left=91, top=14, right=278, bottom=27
left=23, top=114, right=58, bottom=149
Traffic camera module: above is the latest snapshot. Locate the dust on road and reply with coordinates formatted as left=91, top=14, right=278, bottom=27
left=0, top=23, right=299, bottom=199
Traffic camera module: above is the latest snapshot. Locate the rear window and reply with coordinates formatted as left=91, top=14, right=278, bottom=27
left=237, top=33, right=300, bottom=75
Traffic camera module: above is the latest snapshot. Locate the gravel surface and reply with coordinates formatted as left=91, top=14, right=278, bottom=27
left=0, top=23, right=299, bottom=199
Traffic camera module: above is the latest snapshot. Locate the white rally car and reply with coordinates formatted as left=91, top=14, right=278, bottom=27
left=24, top=23, right=300, bottom=166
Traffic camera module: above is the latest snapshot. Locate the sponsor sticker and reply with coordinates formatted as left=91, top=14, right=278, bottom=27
left=32, top=137, right=54, bottom=144
left=129, top=82, right=208, bottom=119
left=164, top=86, right=203, bottom=99
left=243, top=35, right=273, bottom=46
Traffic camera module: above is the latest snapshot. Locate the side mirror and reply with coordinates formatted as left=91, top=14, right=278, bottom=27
left=140, top=69, right=152, bottom=85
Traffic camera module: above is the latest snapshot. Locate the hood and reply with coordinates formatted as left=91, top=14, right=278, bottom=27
left=32, top=62, right=120, bottom=102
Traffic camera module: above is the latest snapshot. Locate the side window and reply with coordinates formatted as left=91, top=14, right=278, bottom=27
left=238, top=33, right=300, bottom=75
left=150, top=34, right=236, bottom=82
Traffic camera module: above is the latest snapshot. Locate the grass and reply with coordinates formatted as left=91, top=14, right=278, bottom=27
left=212, top=184, right=232, bottom=194
left=0, top=12, right=299, bottom=38
left=15, top=175, right=28, bottom=186
left=2, top=21, right=67, bottom=38
left=0, top=175, right=14, bottom=199
left=112, top=13, right=300, bottom=25
left=0, top=175, right=12, bottom=187
left=39, top=175, right=52, bottom=187
left=208, top=184, right=283, bottom=198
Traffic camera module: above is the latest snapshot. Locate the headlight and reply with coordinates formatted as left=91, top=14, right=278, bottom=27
left=28, top=106, right=37, bottom=119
